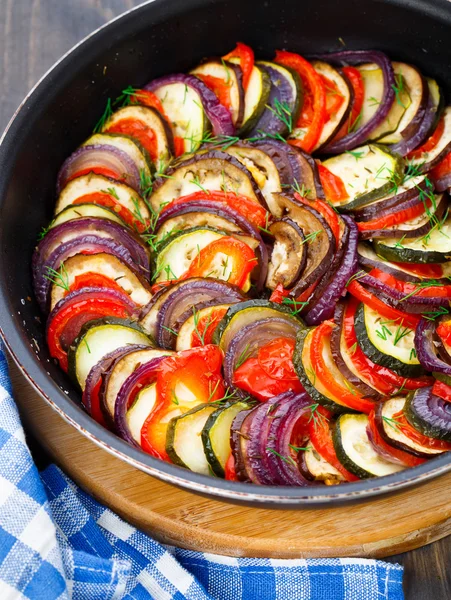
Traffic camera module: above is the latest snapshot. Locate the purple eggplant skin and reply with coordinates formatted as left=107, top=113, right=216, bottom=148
left=304, top=215, right=358, bottom=325
left=404, top=387, right=451, bottom=442
left=266, top=218, right=307, bottom=290
left=249, top=139, right=324, bottom=202
left=114, top=356, right=168, bottom=446
left=230, top=407, right=255, bottom=482
left=246, top=61, right=300, bottom=139
left=415, top=318, right=451, bottom=376
left=243, top=400, right=279, bottom=485
left=330, top=302, right=381, bottom=400
left=145, top=73, right=235, bottom=136
left=270, top=194, right=335, bottom=298
left=313, top=51, right=396, bottom=154
left=56, top=144, right=141, bottom=194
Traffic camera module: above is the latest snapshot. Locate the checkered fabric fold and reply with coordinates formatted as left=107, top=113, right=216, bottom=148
left=0, top=344, right=404, bottom=599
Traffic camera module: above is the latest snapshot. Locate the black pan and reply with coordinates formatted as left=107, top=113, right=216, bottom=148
left=1, top=0, right=451, bottom=507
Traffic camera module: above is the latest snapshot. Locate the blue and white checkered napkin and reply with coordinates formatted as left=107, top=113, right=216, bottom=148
left=0, top=342, right=404, bottom=599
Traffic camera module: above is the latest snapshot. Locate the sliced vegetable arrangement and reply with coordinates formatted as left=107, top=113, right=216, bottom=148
left=33, top=42, right=451, bottom=487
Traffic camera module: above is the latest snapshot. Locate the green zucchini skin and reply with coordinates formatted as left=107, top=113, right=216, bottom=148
left=353, top=304, right=424, bottom=378
left=373, top=239, right=451, bottom=264
left=404, top=390, right=451, bottom=442
left=212, top=299, right=302, bottom=345
left=237, top=66, right=272, bottom=136
left=433, top=372, right=451, bottom=386
left=201, top=400, right=254, bottom=476
left=332, top=415, right=374, bottom=479
left=292, top=328, right=353, bottom=414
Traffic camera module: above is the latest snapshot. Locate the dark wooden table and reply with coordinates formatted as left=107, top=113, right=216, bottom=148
left=0, top=1, right=449, bottom=598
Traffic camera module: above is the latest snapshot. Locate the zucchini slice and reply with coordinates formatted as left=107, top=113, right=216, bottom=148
left=104, top=105, right=174, bottom=169
left=375, top=63, right=425, bottom=145
left=213, top=299, right=303, bottom=351
left=49, top=253, right=152, bottom=311
left=151, top=81, right=210, bottom=154
left=368, top=63, right=412, bottom=143
left=55, top=173, right=150, bottom=222
left=166, top=404, right=218, bottom=474
left=104, top=347, right=173, bottom=421
left=304, top=441, right=347, bottom=485
left=68, top=317, right=152, bottom=390
left=50, top=203, right=126, bottom=229
left=293, top=328, right=360, bottom=414
left=149, top=152, right=264, bottom=213
left=381, top=397, right=443, bottom=455
left=154, top=226, right=257, bottom=284
left=231, top=63, right=271, bottom=134
left=373, top=204, right=451, bottom=263
left=354, top=63, right=386, bottom=135
left=83, top=133, right=153, bottom=181
left=191, top=59, right=244, bottom=128
left=176, top=303, right=233, bottom=351
left=311, top=61, right=351, bottom=151
left=333, top=414, right=405, bottom=478
left=155, top=211, right=243, bottom=245
left=354, top=303, right=424, bottom=378
left=322, top=144, right=405, bottom=211
left=126, top=383, right=157, bottom=444
left=202, top=400, right=252, bottom=476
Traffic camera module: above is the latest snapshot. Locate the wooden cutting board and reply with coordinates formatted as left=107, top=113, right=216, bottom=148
left=11, top=362, right=451, bottom=559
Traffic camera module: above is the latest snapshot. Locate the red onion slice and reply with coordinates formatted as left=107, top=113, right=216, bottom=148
left=57, top=144, right=141, bottom=194
left=415, top=318, right=451, bottom=375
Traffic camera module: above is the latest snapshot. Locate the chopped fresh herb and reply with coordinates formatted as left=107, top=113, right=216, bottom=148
left=43, top=264, right=70, bottom=292
left=288, top=443, right=310, bottom=453
left=101, top=187, right=120, bottom=200
left=93, top=98, right=113, bottom=133
left=410, top=347, right=417, bottom=360
left=235, top=343, right=252, bottom=369
left=393, top=324, right=411, bottom=346
left=382, top=415, right=401, bottom=432
left=189, top=174, right=210, bottom=194
left=161, top=325, right=179, bottom=337
left=423, top=306, right=449, bottom=321
left=345, top=150, right=365, bottom=160
left=392, top=73, right=407, bottom=109
left=375, top=325, right=392, bottom=341
left=84, top=338, right=91, bottom=354
left=281, top=297, right=308, bottom=316
left=37, top=224, right=51, bottom=241
left=265, top=98, right=293, bottom=133
left=367, top=96, right=381, bottom=107
left=171, top=390, right=180, bottom=405
left=266, top=447, right=297, bottom=466
left=301, top=230, right=322, bottom=245
left=139, top=168, right=153, bottom=198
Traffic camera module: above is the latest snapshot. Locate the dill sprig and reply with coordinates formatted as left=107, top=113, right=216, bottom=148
left=235, top=343, right=252, bottom=369
left=43, top=264, right=70, bottom=292
left=93, top=98, right=113, bottom=133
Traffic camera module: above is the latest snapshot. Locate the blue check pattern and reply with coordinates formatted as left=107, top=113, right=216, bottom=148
left=0, top=343, right=404, bottom=599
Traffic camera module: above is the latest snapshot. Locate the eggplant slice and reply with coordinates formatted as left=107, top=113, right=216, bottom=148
left=266, top=218, right=307, bottom=289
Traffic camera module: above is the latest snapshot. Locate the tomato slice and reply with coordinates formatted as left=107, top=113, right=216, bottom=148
left=407, top=117, right=445, bottom=159
left=269, top=283, right=290, bottom=303
left=130, top=89, right=167, bottom=117
left=257, top=337, right=299, bottom=381
left=432, top=379, right=451, bottom=402
left=310, top=321, right=376, bottom=413
left=233, top=357, right=304, bottom=401
left=275, top=50, right=327, bottom=153
left=321, top=74, right=345, bottom=121
left=357, top=198, right=433, bottom=232
left=347, top=280, right=420, bottom=329
left=173, top=136, right=185, bottom=157
left=82, top=377, right=108, bottom=428
left=47, top=294, right=133, bottom=372
left=224, top=453, right=238, bottom=481
left=161, top=190, right=268, bottom=229
left=181, top=236, right=257, bottom=289
left=72, top=193, right=148, bottom=232
left=191, top=307, right=228, bottom=348
left=369, top=268, right=451, bottom=299
left=308, top=406, right=359, bottom=481
left=69, top=166, right=126, bottom=184
left=342, top=297, right=432, bottom=394
left=331, top=66, right=365, bottom=143
left=105, top=117, right=158, bottom=162
left=317, top=164, right=349, bottom=205
left=196, top=74, right=232, bottom=109
left=141, top=345, right=225, bottom=460
left=295, top=191, right=341, bottom=243
left=223, top=42, right=254, bottom=91
left=437, top=319, right=451, bottom=346
left=392, top=410, right=451, bottom=450
left=68, top=272, right=125, bottom=296
left=367, top=410, right=426, bottom=467
left=392, top=262, right=445, bottom=279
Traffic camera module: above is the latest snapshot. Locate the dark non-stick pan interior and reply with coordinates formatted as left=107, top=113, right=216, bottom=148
left=1, top=0, right=451, bottom=506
